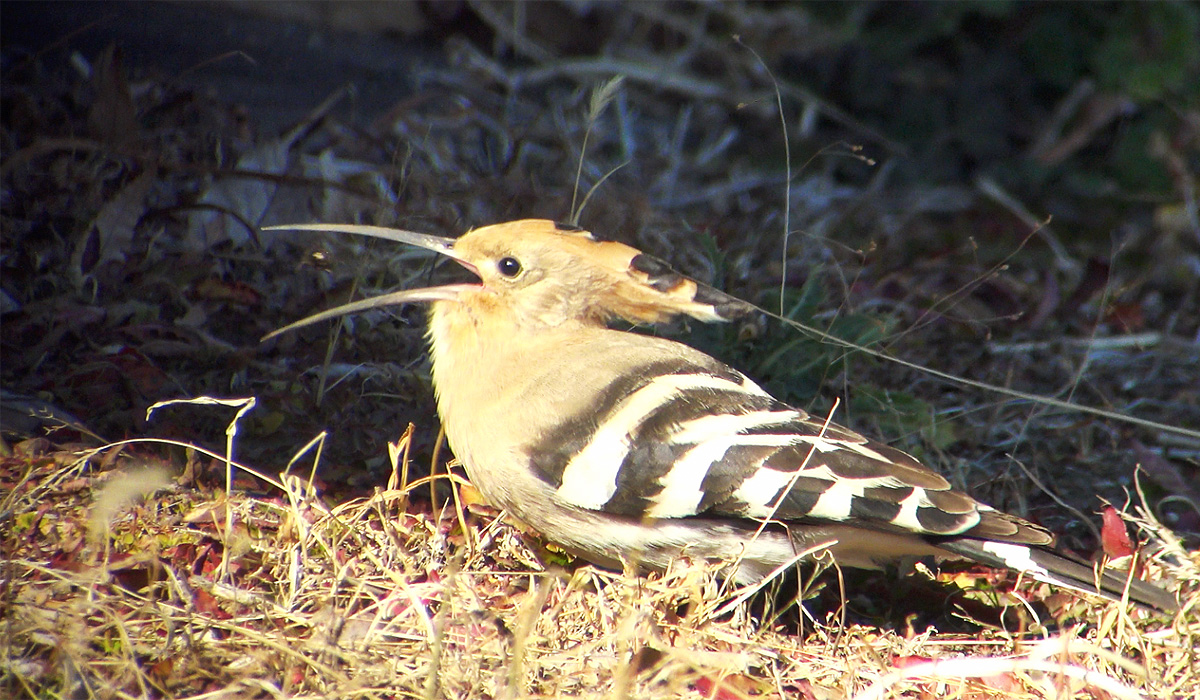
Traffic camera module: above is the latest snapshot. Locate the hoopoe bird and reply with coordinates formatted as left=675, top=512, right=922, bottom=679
left=265, top=219, right=1178, bottom=612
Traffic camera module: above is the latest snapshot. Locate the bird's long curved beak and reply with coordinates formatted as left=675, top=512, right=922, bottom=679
left=260, top=223, right=479, bottom=342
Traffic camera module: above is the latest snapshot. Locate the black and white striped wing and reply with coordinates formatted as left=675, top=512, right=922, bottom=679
left=528, top=358, right=1051, bottom=546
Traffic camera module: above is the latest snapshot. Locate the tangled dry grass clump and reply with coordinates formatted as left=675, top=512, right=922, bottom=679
left=2, top=425, right=1197, bottom=700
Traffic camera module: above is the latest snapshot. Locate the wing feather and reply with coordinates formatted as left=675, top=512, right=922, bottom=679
left=526, top=354, right=1052, bottom=543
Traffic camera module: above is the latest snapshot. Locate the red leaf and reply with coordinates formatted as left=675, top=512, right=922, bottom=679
left=193, top=587, right=231, bottom=619
left=192, top=278, right=263, bottom=307
left=979, top=671, right=1019, bottom=692
left=1100, top=506, right=1134, bottom=559
left=693, top=674, right=763, bottom=700
left=1104, top=302, right=1145, bottom=332
left=288, top=666, right=305, bottom=687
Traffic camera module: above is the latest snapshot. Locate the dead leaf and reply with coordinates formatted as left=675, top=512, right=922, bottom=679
left=188, top=138, right=291, bottom=250
left=76, top=168, right=155, bottom=275
left=191, top=278, right=263, bottom=306
left=1104, top=302, right=1145, bottom=332
left=1033, top=91, right=1134, bottom=167
left=693, top=672, right=770, bottom=700
left=1062, top=257, right=1110, bottom=319
left=1132, top=440, right=1200, bottom=503
left=87, top=44, right=138, bottom=146
left=978, top=671, right=1018, bottom=693
left=187, top=87, right=348, bottom=251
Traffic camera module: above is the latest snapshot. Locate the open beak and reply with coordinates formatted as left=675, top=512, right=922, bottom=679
left=260, top=223, right=479, bottom=342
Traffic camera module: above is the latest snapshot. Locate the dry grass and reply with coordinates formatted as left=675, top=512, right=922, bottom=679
left=3, top=427, right=1196, bottom=700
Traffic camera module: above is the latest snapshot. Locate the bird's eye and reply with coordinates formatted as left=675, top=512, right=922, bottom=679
left=497, top=256, right=522, bottom=278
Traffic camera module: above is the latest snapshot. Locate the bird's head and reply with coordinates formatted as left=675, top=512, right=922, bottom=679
left=262, top=219, right=755, bottom=340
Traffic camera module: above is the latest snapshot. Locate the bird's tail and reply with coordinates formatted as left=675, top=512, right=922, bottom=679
left=940, top=539, right=1178, bottom=613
